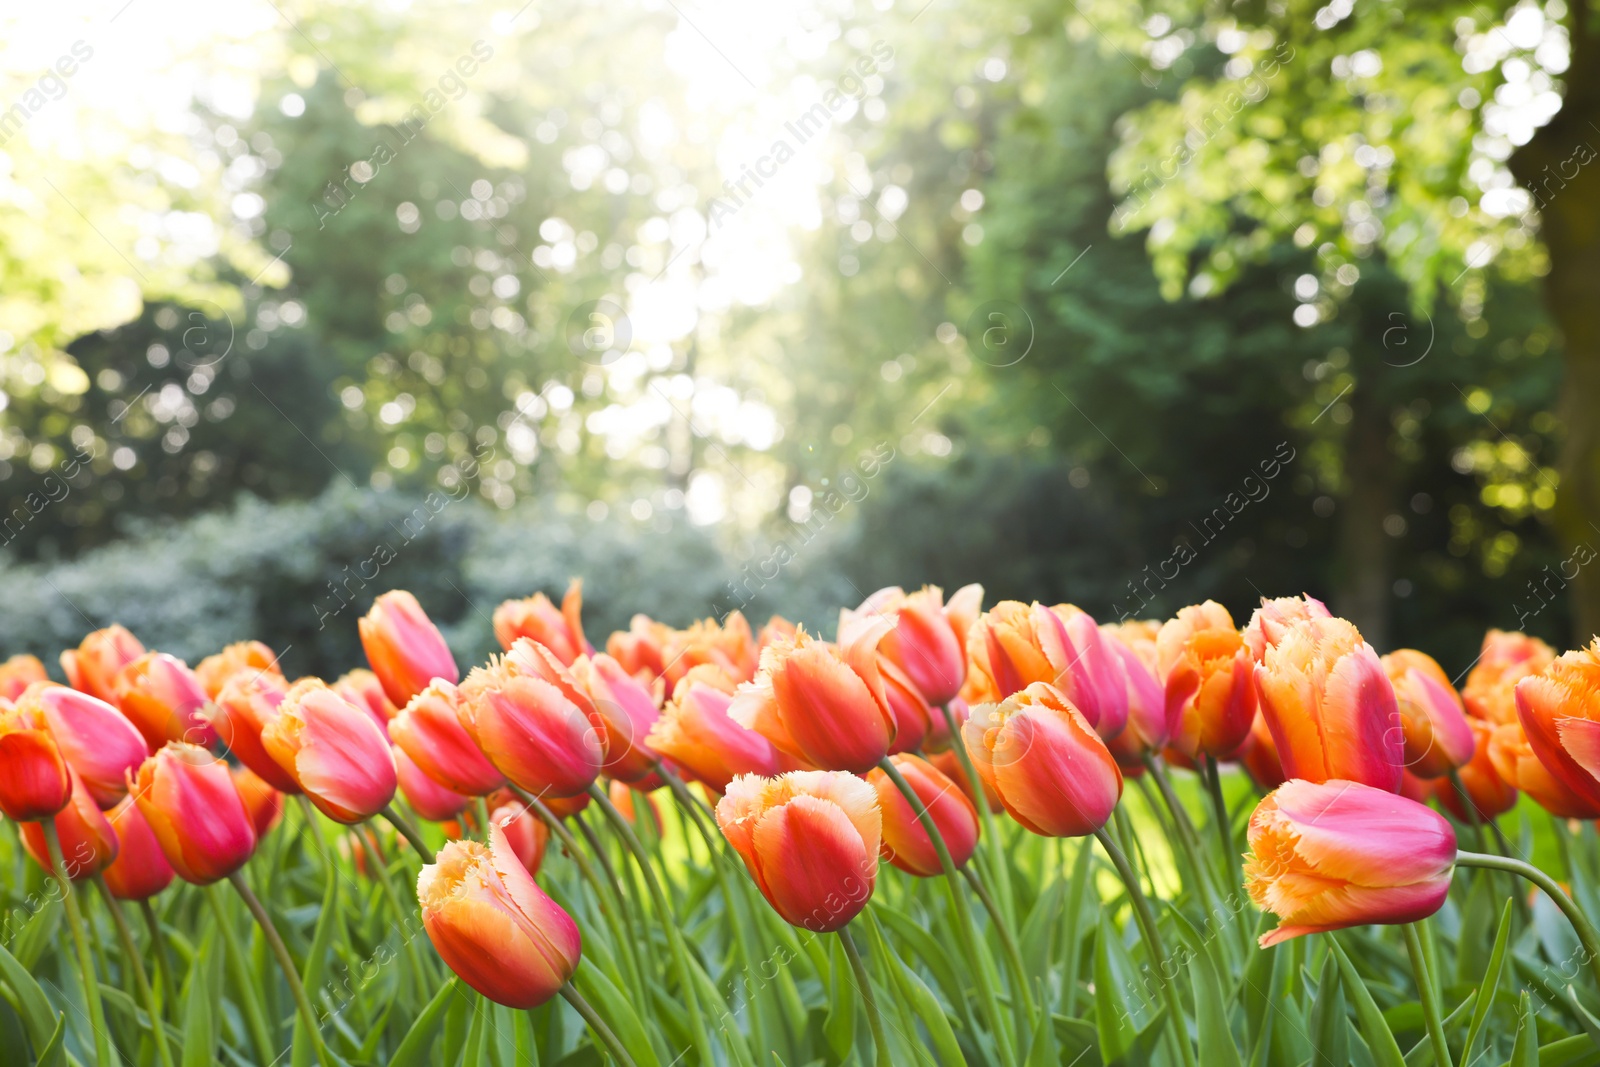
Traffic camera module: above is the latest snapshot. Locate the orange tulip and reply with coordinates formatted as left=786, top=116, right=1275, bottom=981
left=20, top=772, right=117, bottom=879
left=965, top=602, right=1130, bottom=739
left=846, top=584, right=979, bottom=707
left=22, top=683, right=147, bottom=809
left=757, top=615, right=799, bottom=650
left=213, top=671, right=300, bottom=794
left=390, top=680, right=506, bottom=796
left=607, top=779, right=661, bottom=829
left=1242, top=594, right=1331, bottom=662
left=1236, top=713, right=1287, bottom=791
left=646, top=670, right=790, bottom=793
left=418, top=821, right=582, bottom=1008
left=114, top=652, right=215, bottom=752
left=1254, top=616, right=1403, bottom=792
left=396, top=747, right=471, bottom=821
left=716, top=770, right=882, bottom=931
left=132, top=743, right=257, bottom=884
left=571, top=653, right=662, bottom=783
left=1513, top=640, right=1600, bottom=809
left=0, top=703, right=72, bottom=821
left=491, top=799, right=550, bottom=876
left=1383, top=649, right=1475, bottom=779
left=927, top=746, right=1003, bottom=813
left=962, top=682, right=1122, bottom=837
left=1244, top=778, right=1456, bottom=946
left=1432, top=717, right=1517, bottom=822
left=606, top=614, right=671, bottom=685
left=878, top=657, right=931, bottom=755
left=493, top=580, right=590, bottom=664
left=663, top=613, right=761, bottom=695
left=232, top=765, right=284, bottom=839
left=101, top=794, right=175, bottom=900
left=0, top=654, right=47, bottom=700
left=1157, top=601, right=1257, bottom=759
left=262, top=679, right=398, bottom=824
left=1488, top=720, right=1600, bottom=818
left=194, top=641, right=282, bottom=700
left=61, top=624, right=145, bottom=704
left=1463, top=629, right=1554, bottom=724
left=1102, top=621, right=1170, bottom=770
left=456, top=644, right=604, bottom=798
left=359, top=590, right=460, bottom=708
left=867, top=753, right=979, bottom=877
left=333, top=668, right=400, bottom=731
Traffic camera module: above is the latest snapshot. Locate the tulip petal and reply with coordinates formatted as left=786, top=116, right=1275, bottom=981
left=1556, top=716, right=1600, bottom=782
left=751, top=794, right=874, bottom=931
left=1319, top=646, right=1403, bottom=791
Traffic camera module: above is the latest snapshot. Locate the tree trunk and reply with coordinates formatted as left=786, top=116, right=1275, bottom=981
left=1334, top=383, right=1398, bottom=648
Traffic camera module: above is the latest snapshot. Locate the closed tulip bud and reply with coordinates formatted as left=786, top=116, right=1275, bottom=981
left=1158, top=601, right=1258, bottom=759
left=214, top=671, right=300, bottom=793
left=491, top=800, right=550, bottom=875
left=1383, top=649, right=1475, bottom=778
left=418, top=822, right=582, bottom=1008
left=457, top=649, right=604, bottom=798
left=494, top=580, right=590, bottom=664
left=390, top=680, right=506, bottom=796
left=396, top=747, right=471, bottom=821
left=132, top=743, right=257, bottom=884
left=730, top=619, right=898, bottom=773
left=333, top=668, right=400, bottom=732
left=0, top=703, right=72, bottom=821
left=232, top=765, right=284, bottom=839
left=262, top=679, right=398, bottom=823
left=606, top=614, right=670, bottom=686
left=115, top=652, right=215, bottom=751
left=655, top=613, right=761, bottom=696
left=22, top=683, right=147, bottom=808
left=571, top=654, right=662, bottom=783
left=1102, top=622, right=1170, bottom=770
left=1254, top=617, right=1403, bottom=792
left=360, top=591, right=459, bottom=708
left=0, top=655, right=47, bottom=701
left=194, top=641, right=282, bottom=700
left=717, top=770, right=882, bottom=931
left=101, top=794, right=175, bottom=900
left=847, top=585, right=977, bottom=708
left=647, top=671, right=791, bottom=794
left=868, top=753, right=979, bottom=876
left=962, top=682, right=1122, bottom=837
left=21, top=772, right=118, bottom=879
left=1242, top=594, right=1332, bottom=662
left=1463, top=629, right=1554, bottom=724
left=1514, top=640, right=1600, bottom=809
left=1488, top=720, right=1600, bottom=818
left=927, top=746, right=1003, bottom=813
left=61, top=625, right=145, bottom=704
left=1432, top=717, right=1517, bottom=822
left=879, top=658, right=930, bottom=755
left=966, top=603, right=1130, bottom=740
left=1244, top=778, right=1456, bottom=946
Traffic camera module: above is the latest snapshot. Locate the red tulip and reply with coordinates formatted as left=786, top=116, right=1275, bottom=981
left=396, top=747, right=472, bottom=821
left=0, top=655, right=47, bottom=701
left=606, top=614, right=671, bottom=685
left=1102, top=621, right=1170, bottom=770
left=1488, top=720, right=1600, bottom=818
left=261, top=679, right=398, bottom=823
left=333, top=668, right=400, bottom=732
left=1242, top=594, right=1331, bottom=662
left=101, top=794, right=175, bottom=900
left=132, top=743, right=257, bottom=884
left=1383, top=649, right=1475, bottom=779
left=646, top=671, right=790, bottom=794
left=927, top=746, right=1003, bottom=813
left=456, top=644, right=604, bottom=798
left=0, top=703, right=72, bottom=821
left=359, top=590, right=459, bottom=708
left=878, top=657, right=930, bottom=756
left=847, top=584, right=978, bottom=707
left=194, top=641, right=282, bottom=700
left=114, top=652, right=214, bottom=751
left=232, top=765, right=284, bottom=839
left=390, top=680, right=506, bottom=796
left=61, top=625, right=145, bottom=704
left=868, top=753, right=979, bottom=877
left=1513, top=639, right=1600, bottom=809
left=966, top=602, right=1130, bottom=740
left=22, top=683, right=147, bottom=809
left=1158, top=601, right=1257, bottom=759
left=490, top=799, right=550, bottom=876
left=493, top=580, right=591, bottom=664
left=213, top=671, right=300, bottom=794
left=20, top=772, right=118, bottom=880
left=571, top=653, right=662, bottom=783
left=1236, top=714, right=1287, bottom=791
left=1432, top=717, right=1517, bottom=822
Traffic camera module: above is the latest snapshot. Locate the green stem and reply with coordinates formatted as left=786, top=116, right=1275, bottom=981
left=1402, top=923, right=1452, bottom=1067
left=1456, top=850, right=1600, bottom=988
left=139, top=899, right=176, bottom=1020
left=93, top=877, right=176, bottom=1067
left=558, top=983, right=640, bottom=1067
left=474, top=795, right=491, bottom=840
left=839, top=925, right=891, bottom=1067
left=206, top=884, right=278, bottom=1067
left=1093, top=826, right=1198, bottom=1067
left=366, top=836, right=432, bottom=1005
left=506, top=786, right=614, bottom=912
left=380, top=803, right=436, bottom=863
left=227, top=870, right=333, bottom=1067
left=1202, top=755, right=1236, bottom=876
left=942, top=702, right=1015, bottom=924
left=40, top=822, right=111, bottom=1067
left=961, top=866, right=1036, bottom=1020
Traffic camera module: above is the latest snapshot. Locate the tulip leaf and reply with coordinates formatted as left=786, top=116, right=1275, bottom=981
left=1059, top=837, right=1095, bottom=1017
left=873, top=904, right=967, bottom=1022
left=11, top=898, right=61, bottom=973
left=391, top=978, right=458, bottom=1067
left=1177, top=937, right=1241, bottom=1066
left=293, top=851, right=343, bottom=1067
left=1019, top=876, right=1066, bottom=990
left=1023, top=982, right=1057, bottom=1067
left=0, top=934, right=63, bottom=1056
left=1093, top=915, right=1136, bottom=1064
left=33, top=1012, right=65, bottom=1067
left=573, top=959, right=663, bottom=1067
left=1309, top=951, right=1350, bottom=1067
left=181, top=924, right=223, bottom=1067
left=1329, top=938, right=1406, bottom=1067
left=1461, top=899, right=1513, bottom=1067
left=823, top=935, right=857, bottom=1064
left=1509, top=991, right=1539, bottom=1067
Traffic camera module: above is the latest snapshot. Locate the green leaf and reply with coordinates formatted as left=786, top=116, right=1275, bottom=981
left=1094, top=915, right=1135, bottom=1064
left=823, top=935, right=857, bottom=1063
left=293, top=855, right=342, bottom=1067
left=391, top=979, right=460, bottom=1067
left=1508, top=991, right=1539, bottom=1067
left=1309, top=952, right=1350, bottom=1067
left=0, top=934, right=63, bottom=1055
left=1462, top=900, right=1513, bottom=1067
left=181, top=926, right=223, bottom=1067
left=573, top=959, right=662, bottom=1067
left=33, top=1012, right=65, bottom=1067
left=1329, top=937, right=1406, bottom=1067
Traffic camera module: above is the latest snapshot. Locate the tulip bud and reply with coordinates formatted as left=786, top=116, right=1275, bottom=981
left=757, top=615, right=798, bottom=650
left=878, top=657, right=931, bottom=755
left=868, top=754, right=979, bottom=877
left=1242, top=594, right=1332, bottom=662
left=194, top=641, right=282, bottom=700
left=115, top=652, right=215, bottom=752
left=0, top=703, right=72, bottom=821
left=491, top=800, right=550, bottom=875
left=847, top=585, right=975, bottom=707
left=457, top=647, right=604, bottom=798
left=132, top=743, right=257, bottom=884
left=571, top=654, right=662, bottom=783
left=729, top=619, right=897, bottom=773
left=646, top=672, right=790, bottom=794
left=359, top=590, right=459, bottom=708
left=493, top=580, right=590, bottom=664
left=927, top=747, right=1003, bottom=813
left=1157, top=601, right=1257, bottom=759
left=101, top=794, right=175, bottom=900
left=1102, top=622, right=1169, bottom=770
left=213, top=671, right=301, bottom=793
left=22, top=683, right=147, bottom=809
left=333, top=668, right=400, bottom=732
left=0, top=655, right=47, bottom=701
left=717, top=770, right=882, bottom=931
left=396, top=747, right=471, bottom=822
left=1431, top=717, right=1517, bottom=822
left=1514, top=640, right=1600, bottom=809
left=1463, top=629, right=1554, bottom=724
left=21, top=772, right=118, bottom=879
left=232, top=765, right=284, bottom=839
left=962, top=682, right=1122, bottom=837
left=418, top=822, right=582, bottom=1008
left=61, top=625, right=145, bottom=704
left=606, top=614, right=670, bottom=686
left=1236, top=714, right=1287, bottom=791
left=1254, top=616, right=1403, bottom=792
left=1488, top=720, right=1600, bottom=819
left=262, top=679, right=398, bottom=823
left=1244, top=778, right=1456, bottom=946
left=1383, top=649, right=1475, bottom=779
left=390, top=680, right=506, bottom=796
left=965, top=602, right=1129, bottom=739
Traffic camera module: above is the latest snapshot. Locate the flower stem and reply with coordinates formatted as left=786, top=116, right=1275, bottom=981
left=961, top=865, right=1037, bottom=1020
left=139, top=899, right=176, bottom=1017
left=93, top=877, right=176, bottom=1067
left=558, top=982, right=640, bottom=1067
left=227, top=870, right=333, bottom=1067
left=943, top=701, right=1015, bottom=922
left=838, top=924, right=891, bottom=1067
left=1202, top=755, right=1237, bottom=879
left=1456, top=849, right=1600, bottom=988
left=380, top=802, right=436, bottom=863
left=1402, top=922, right=1451, bottom=1067
left=206, top=880, right=278, bottom=1066
left=40, top=821, right=110, bottom=1067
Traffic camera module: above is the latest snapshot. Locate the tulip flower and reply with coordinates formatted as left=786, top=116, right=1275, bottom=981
left=20, top=772, right=118, bottom=880
left=1514, top=639, right=1600, bottom=809
left=456, top=648, right=604, bottom=798
left=194, top=641, right=282, bottom=699
left=261, top=679, right=398, bottom=824
left=665, top=613, right=762, bottom=695
left=1236, top=714, right=1287, bottom=791
left=1432, top=717, right=1517, bottom=822
left=232, top=765, right=284, bottom=839
left=1242, top=594, right=1331, bottom=662
left=1157, top=601, right=1258, bottom=759
left=879, top=657, right=931, bottom=755
left=757, top=615, right=798, bottom=650
left=0, top=654, right=47, bottom=700
left=716, top=770, right=882, bottom=932
left=1102, top=622, right=1170, bottom=770
left=607, top=779, right=661, bottom=829
left=1254, top=616, right=1403, bottom=792
left=61, top=624, right=145, bottom=704
left=1383, top=649, right=1475, bottom=779
left=491, top=799, right=550, bottom=876
left=360, top=590, right=460, bottom=708
left=101, top=794, right=175, bottom=900
left=966, top=602, right=1130, bottom=739
left=334, top=668, right=400, bottom=731
left=1463, top=629, right=1554, bottom=724
left=606, top=614, right=671, bottom=684
left=494, top=580, right=590, bottom=664
left=928, top=747, right=1003, bottom=813
left=0, top=703, right=72, bottom=821
left=646, top=671, right=791, bottom=793
left=390, top=680, right=506, bottom=796
left=214, top=671, right=300, bottom=793
left=22, top=683, right=147, bottom=809
left=867, top=754, right=979, bottom=876
left=1488, top=720, right=1600, bottom=818
left=961, top=682, right=1122, bottom=838
left=132, top=743, right=257, bottom=884
left=847, top=584, right=981, bottom=707
left=114, top=652, right=215, bottom=752
left=417, top=822, right=582, bottom=1008
left=571, top=653, right=662, bottom=783
left=396, top=747, right=472, bottom=821
left=1244, top=778, right=1456, bottom=946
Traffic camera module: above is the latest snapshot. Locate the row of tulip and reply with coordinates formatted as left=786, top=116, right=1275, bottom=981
left=1, top=582, right=1599, bottom=1065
